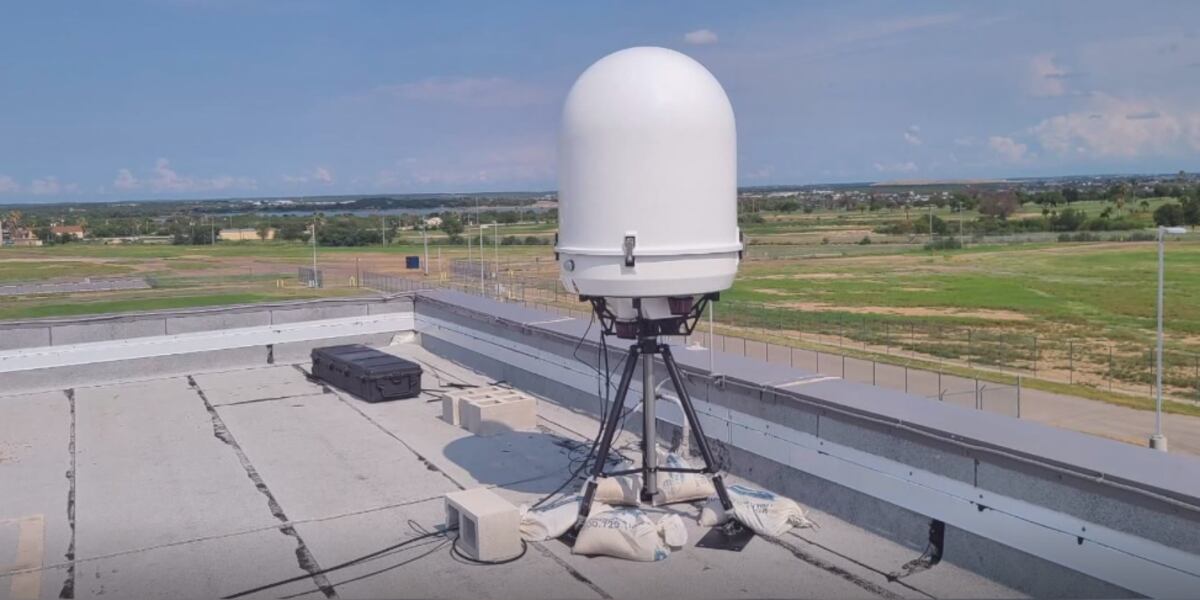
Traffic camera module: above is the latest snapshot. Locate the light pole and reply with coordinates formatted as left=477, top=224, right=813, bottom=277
left=311, top=215, right=319, bottom=288
left=1151, top=225, right=1187, bottom=451
left=422, top=222, right=429, bottom=276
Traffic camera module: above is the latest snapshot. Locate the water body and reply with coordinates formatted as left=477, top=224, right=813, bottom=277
left=214, top=205, right=551, bottom=217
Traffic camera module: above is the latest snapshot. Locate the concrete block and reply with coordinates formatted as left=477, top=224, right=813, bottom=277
left=444, top=488, right=521, bottom=561
left=460, top=391, right=537, bottom=436
left=441, top=387, right=523, bottom=426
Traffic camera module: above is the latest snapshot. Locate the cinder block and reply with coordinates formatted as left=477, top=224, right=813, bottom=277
left=460, top=392, right=536, bottom=436
left=444, top=488, right=521, bottom=561
left=443, top=386, right=533, bottom=429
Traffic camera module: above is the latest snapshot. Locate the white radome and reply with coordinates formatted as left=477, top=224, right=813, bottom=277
left=556, top=46, right=741, bottom=301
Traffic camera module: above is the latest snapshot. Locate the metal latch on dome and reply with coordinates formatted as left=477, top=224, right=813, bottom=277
left=623, top=235, right=636, bottom=267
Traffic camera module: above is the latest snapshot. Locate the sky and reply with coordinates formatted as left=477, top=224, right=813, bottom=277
left=1, top=1, right=1199, bottom=202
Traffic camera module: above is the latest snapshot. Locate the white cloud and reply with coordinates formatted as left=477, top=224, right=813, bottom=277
left=1031, top=94, right=1200, bottom=158
left=29, top=177, right=78, bottom=195
left=903, top=125, right=922, bottom=146
left=384, top=77, right=551, bottom=108
left=0, top=175, right=19, bottom=193
left=953, top=136, right=977, bottom=147
left=114, top=158, right=257, bottom=193
left=1029, top=53, right=1069, bottom=97
left=375, top=138, right=553, bottom=189
left=114, top=168, right=138, bottom=190
left=684, top=29, right=719, bottom=45
left=841, top=13, right=960, bottom=43
left=283, top=166, right=335, bottom=185
left=873, top=161, right=918, bottom=173
left=987, top=136, right=1030, bottom=162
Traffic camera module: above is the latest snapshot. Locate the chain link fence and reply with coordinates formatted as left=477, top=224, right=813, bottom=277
left=355, top=252, right=1199, bottom=409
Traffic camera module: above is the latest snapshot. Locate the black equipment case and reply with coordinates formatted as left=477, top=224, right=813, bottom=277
left=310, top=344, right=423, bottom=402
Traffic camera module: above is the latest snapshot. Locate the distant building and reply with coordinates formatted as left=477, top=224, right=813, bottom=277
left=219, top=227, right=276, bottom=241
left=6, top=227, right=43, bottom=246
left=51, top=224, right=86, bottom=239
left=423, top=216, right=443, bottom=228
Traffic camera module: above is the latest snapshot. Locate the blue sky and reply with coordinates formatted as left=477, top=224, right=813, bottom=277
left=1, top=1, right=1198, bottom=202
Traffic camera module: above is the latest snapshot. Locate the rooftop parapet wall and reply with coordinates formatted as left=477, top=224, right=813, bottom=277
left=413, top=290, right=1200, bottom=599
left=0, top=295, right=414, bottom=351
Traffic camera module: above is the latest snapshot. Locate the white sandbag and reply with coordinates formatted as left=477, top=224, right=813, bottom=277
left=572, top=508, right=687, bottom=562
left=698, top=484, right=815, bottom=537
left=519, top=496, right=611, bottom=542
left=656, top=452, right=716, bottom=505
left=591, top=450, right=715, bottom=506
left=593, top=474, right=642, bottom=506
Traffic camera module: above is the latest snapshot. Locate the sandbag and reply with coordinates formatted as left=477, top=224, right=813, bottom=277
left=572, top=508, right=688, bottom=562
left=519, top=496, right=611, bottom=542
left=592, top=450, right=715, bottom=506
left=698, top=484, right=815, bottom=537
left=657, top=452, right=716, bottom=504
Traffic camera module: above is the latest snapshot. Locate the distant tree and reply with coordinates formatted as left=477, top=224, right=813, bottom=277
left=1049, top=208, right=1088, bottom=231
left=1062, top=187, right=1081, bottom=205
left=978, top=193, right=1020, bottom=220
left=440, top=213, right=465, bottom=242
left=1182, top=198, right=1200, bottom=228
left=277, top=221, right=307, bottom=241
left=256, top=222, right=271, bottom=240
left=1153, top=203, right=1185, bottom=227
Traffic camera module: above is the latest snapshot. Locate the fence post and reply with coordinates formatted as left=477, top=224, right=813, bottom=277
left=904, top=366, right=909, bottom=393
left=967, top=328, right=973, bottom=367
left=1195, top=355, right=1199, bottom=404
left=841, top=353, right=846, bottom=378
left=1069, top=340, right=1074, bottom=385
left=1033, top=336, right=1039, bottom=376
left=975, top=378, right=981, bottom=410
left=816, top=350, right=820, bottom=374
left=938, top=370, right=942, bottom=400
left=1017, top=375, right=1022, bottom=418
left=1108, top=345, right=1114, bottom=391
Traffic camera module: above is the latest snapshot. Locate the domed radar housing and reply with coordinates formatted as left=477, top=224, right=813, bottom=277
left=556, top=47, right=741, bottom=299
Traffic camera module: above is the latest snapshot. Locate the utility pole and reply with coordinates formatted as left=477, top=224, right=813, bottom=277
left=311, top=215, right=318, bottom=288
left=210, top=217, right=215, bottom=245
left=928, top=204, right=934, bottom=242
left=422, top=222, right=429, bottom=276
left=381, top=215, right=387, bottom=246
left=479, top=219, right=485, bottom=294
left=494, top=219, right=499, bottom=279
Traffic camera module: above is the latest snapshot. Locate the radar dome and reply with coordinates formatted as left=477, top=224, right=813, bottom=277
left=556, top=46, right=741, bottom=298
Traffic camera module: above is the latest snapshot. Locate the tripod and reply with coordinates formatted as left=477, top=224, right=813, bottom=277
left=574, top=331, right=735, bottom=528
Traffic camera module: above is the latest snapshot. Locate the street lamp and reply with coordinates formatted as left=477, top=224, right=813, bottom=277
left=1150, top=225, right=1187, bottom=451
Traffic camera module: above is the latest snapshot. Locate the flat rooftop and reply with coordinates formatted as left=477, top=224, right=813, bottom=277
left=1, top=341, right=1019, bottom=600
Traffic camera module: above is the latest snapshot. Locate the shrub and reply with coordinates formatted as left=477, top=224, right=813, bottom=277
left=924, top=238, right=962, bottom=250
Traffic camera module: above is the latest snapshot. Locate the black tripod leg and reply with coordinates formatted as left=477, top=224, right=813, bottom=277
left=575, top=344, right=641, bottom=526
left=662, top=345, right=734, bottom=511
